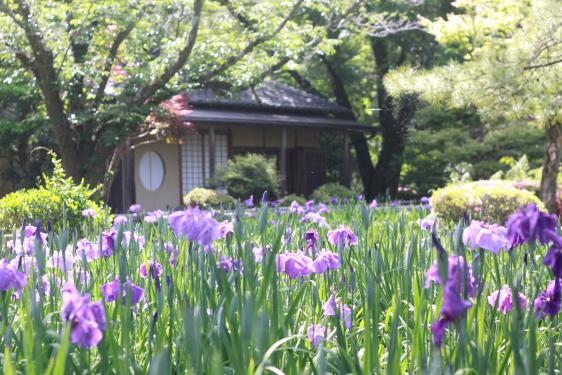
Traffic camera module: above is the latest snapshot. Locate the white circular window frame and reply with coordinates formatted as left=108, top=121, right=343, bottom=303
left=139, top=151, right=165, bottom=191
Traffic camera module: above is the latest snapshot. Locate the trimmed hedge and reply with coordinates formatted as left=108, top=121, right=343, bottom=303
left=183, top=188, right=235, bottom=208
left=311, top=183, right=354, bottom=203
left=431, top=180, right=544, bottom=223
left=0, top=156, right=107, bottom=233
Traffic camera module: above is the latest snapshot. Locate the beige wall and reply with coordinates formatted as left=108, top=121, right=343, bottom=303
left=134, top=141, right=181, bottom=211
left=230, top=126, right=319, bottom=149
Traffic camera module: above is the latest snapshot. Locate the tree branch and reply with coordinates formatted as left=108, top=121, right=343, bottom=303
left=94, top=21, right=138, bottom=106
left=135, top=0, right=204, bottom=104
left=198, top=0, right=304, bottom=85
left=523, top=57, right=562, bottom=70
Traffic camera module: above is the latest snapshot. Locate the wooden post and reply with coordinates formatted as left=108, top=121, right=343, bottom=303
left=342, top=132, right=351, bottom=188
left=280, top=127, right=288, bottom=194
left=208, top=127, right=216, bottom=179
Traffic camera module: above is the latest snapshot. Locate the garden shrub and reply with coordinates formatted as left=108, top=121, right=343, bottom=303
left=279, top=194, right=307, bottom=206
left=431, top=180, right=544, bottom=223
left=0, top=154, right=108, bottom=233
left=311, top=183, right=354, bottom=203
left=183, top=188, right=235, bottom=208
left=212, top=153, right=279, bottom=199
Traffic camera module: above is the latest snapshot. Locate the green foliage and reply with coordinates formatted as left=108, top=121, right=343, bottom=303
left=183, top=188, right=235, bottom=208
left=431, top=180, right=543, bottom=223
left=311, top=182, right=354, bottom=202
left=279, top=194, right=307, bottom=206
left=0, top=153, right=108, bottom=232
left=212, top=153, right=279, bottom=200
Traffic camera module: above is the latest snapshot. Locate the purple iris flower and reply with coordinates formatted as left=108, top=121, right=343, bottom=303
left=289, top=201, right=305, bottom=215
left=144, top=210, right=166, bottom=224
left=307, top=324, right=326, bottom=347
left=420, top=196, right=431, bottom=209
left=217, top=256, right=242, bottom=273
left=244, top=195, right=254, bottom=208
left=417, top=217, right=435, bottom=231
left=327, top=225, right=358, bottom=248
left=487, top=285, right=526, bottom=314
left=139, top=261, right=163, bottom=279
left=101, top=229, right=117, bottom=257
left=47, top=251, right=75, bottom=273
left=60, top=282, right=106, bottom=348
left=129, top=204, right=142, bottom=213
left=534, top=279, right=562, bottom=319
left=431, top=282, right=473, bottom=346
left=543, top=246, right=562, bottom=278
left=168, top=207, right=220, bottom=247
left=6, top=225, right=47, bottom=255
left=75, top=239, right=98, bottom=261
left=304, top=200, right=315, bottom=213
left=305, top=229, right=319, bottom=254
left=113, top=216, right=127, bottom=226
left=425, top=253, right=475, bottom=346
left=356, top=194, right=364, bottom=201
left=0, top=259, right=27, bottom=291
left=312, top=251, right=341, bottom=274
left=217, top=220, right=234, bottom=239
left=322, top=294, right=352, bottom=329
left=276, top=252, right=314, bottom=278
left=369, top=199, right=378, bottom=209
left=506, top=204, right=559, bottom=249
left=462, top=220, right=509, bottom=255
left=425, top=255, right=476, bottom=298
left=101, top=277, right=144, bottom=306
left=317, top=203, right=329, bottom=214
left=390, top=200, right=399, bottom=208
left=301, top=212, right=328, bottom=228
left=82, top=208, right=96, bottom=218
left=328, top=197, right=338, bottom=205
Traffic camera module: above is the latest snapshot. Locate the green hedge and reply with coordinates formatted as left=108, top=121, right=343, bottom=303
left=0, top=154, right=108, bottom=233
left=311, top=183, right=354, bottom=203
left=212, top=154, right=279, bottom=199
left=431, top=180, right=544, bottom=223
left=183, top=188, right=235, bottom=208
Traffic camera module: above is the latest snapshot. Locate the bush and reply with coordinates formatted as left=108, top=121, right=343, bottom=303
left=279, top=194, right=307, bottom=206
left=431, top=180, right=544, bottom=223
left=183, top=188, right=235, bottom=208
left=212, top=154, right=279, bottom=199
left=0, top=154, right=108, bottom=233
left=311, top=183, right=354, bottom=203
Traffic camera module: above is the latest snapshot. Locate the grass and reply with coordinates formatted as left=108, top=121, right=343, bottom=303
left=0, top=202, right=560, bottom=374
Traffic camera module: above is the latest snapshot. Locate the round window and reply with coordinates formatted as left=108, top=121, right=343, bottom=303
left=139, top=151, right=165, bottom=191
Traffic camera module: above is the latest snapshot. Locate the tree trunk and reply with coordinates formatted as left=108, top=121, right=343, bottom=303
left=540, top=123, right=562, bottom=213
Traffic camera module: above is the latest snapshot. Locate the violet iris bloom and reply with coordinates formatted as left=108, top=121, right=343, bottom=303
left=425, top=254, right=475, bottom=346
left=304, top=200, right=315, bottom=212
left=305, top=229, right=319, bottom=254
left=369, top=199, right=378, bottom=209
left=101, top=229, right=117, bottom=257
left=82, top=208, right=96, bottom=218
left=129, top=204, right=142, bottom=213
left=487, top=285, right=526, bottom=314
left=431, top=282, right=473, bottom=346
left=101, top=277, right=144, bottom=306
left=506, top=204, right=559, bottom=249
left=420, top=196, right=431, bottom=209
left=301, top=212, right=328, bottom=228
left=307, top=324, right=325, bottom=347
left=462, top=220, right=509, bottom=255
left=0, top=259, right=27, bottom=291
left=144, top=210, right=166, bottom=223
left=328, top=197, right=338, bottom=205
left=317, top=203, right=329, bottom=214
left=313, top=251, right=341, bottom=274
left=418, top=217, right=435, bottom=231
left=244, top=195, right=254, bottom=207
left=543, top=246, right=562, bottom=278
left=60, top=282, right=106, bottom=348
left=113, top=216, right=127, bottom=226
left=139, top=261, right=163, bottom=279
left=217, top=256, right=242, bottom=273
left=168, top=208, right=220, bottom=247
left=322, top=294, right=352, bottom=329
left=534, top=279, right=562, bottom=319
left=75, top=239, right=98, bottom=261
left=6, top=225, right=47, bottom=256
left=289, top=201, right=305, bottom=215
left=327, top=225, right=358, bottom=249
left=217, top=220, right=234, bottom=239
left=276, top=252, right=314, bottom=278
